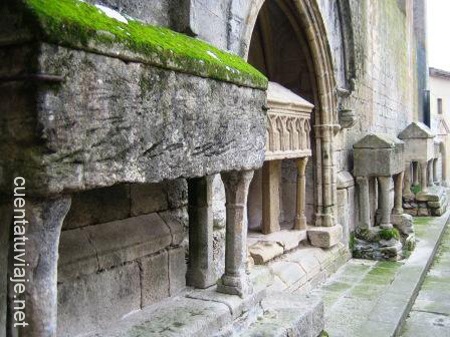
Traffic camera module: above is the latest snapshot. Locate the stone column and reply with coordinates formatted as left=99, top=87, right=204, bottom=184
left=294, top=157, right=308, bottom=230
left=11, top=196, right=71, bottom=337
left=187, top=176, right=215, bottom=289
left=262, top=161, right=280, bottom=234
left=403, top=163, right=414, bottom=198
left=356, top=176, right=371, bottom=229
left=412, top=162, right=419, bottom=185
left=433, top=158, right=439, bottom=184
left=427, top=160, right=434, bottom=187
left=420, top=161, right=428, bottom=193
left=218, top=170, right=254, bottom=297
left=393, top=172, right=404, bottom=215
left=377, top=176, right=393, bottom=229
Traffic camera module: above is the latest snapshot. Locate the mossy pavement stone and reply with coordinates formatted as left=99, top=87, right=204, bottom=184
left=401, top=216, right=450, bottom=336
left=311, top=209, right=450, bottom=337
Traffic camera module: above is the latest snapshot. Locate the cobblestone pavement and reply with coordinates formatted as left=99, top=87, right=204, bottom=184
left=309, top=213, right=450, bottom=337
left=400, top=223, right=450, bottom=337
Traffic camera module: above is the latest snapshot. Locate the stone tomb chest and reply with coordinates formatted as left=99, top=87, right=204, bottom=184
left=353, top=134, right=404, bottom=178
left=398, top=122, right=435, bottom=164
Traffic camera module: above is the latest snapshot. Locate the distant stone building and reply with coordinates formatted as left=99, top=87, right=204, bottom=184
left=0, top=0, right=436, bottom=336
left=429, top=67, right=450, bottom=184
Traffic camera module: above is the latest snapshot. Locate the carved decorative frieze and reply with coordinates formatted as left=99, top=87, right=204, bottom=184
left=265, top=82, right=313, bottom=161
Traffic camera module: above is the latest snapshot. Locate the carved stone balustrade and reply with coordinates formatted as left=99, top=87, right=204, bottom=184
left=265, top=82, right=313, bottom=161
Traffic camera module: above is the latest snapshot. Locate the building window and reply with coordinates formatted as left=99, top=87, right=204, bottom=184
left=438, top=98, right=443, bottom=114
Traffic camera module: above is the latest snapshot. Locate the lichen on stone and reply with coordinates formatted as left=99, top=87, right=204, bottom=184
left=22, top=0, right=268, bottom=89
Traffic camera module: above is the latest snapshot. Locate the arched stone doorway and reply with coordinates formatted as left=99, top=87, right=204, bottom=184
left=244, top=0, right=339, bottom=231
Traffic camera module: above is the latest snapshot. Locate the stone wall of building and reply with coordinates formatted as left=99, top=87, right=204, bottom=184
left=57, top=181, right=188, bottom=336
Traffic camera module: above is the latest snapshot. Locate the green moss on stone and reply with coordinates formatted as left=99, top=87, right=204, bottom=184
left=379, top=228, right=400, bottom=241
left=411, top=184, right=421, bottom=195
left=23, top=0, right=268, bottom=89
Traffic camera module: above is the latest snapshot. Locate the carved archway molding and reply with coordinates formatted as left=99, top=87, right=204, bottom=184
left=241, top=0, right=339, bottom=227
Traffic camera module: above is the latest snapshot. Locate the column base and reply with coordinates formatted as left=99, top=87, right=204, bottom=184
left=314, top=213, right=334, bottom=227
left=307, top=224, right=342, bottom=248
left=217, top=274, right=253, bottom=298
left=294, top=215, right=307, bottom=230
left=186, top=270, right=216, bottom=289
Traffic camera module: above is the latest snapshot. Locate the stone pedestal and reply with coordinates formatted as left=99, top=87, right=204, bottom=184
left=307, top=225, right=343, bottom=248
left=187, top=176, right=216, bottom=289
left=218, top=170, right=254, bottom=297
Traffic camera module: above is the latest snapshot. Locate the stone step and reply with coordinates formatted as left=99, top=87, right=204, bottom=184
left=235, top=293, right=323, bottom=337
left=86, top=286, right=324, bottom=337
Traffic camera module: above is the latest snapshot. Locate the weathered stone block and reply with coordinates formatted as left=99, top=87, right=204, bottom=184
left=353, top=134, right=404, bottom=177
left=1, top=43, right=266, bottom=196
left=269, top=261, right=306, bottom=285
left=249, top=241, right=284, bottom=265
left=58, top=228, right=98, bottom=282
left=169, top=247, right=187, bottom=296
left=159, top=210, right=186, bottom=246
left=85, top=214, right=172, bottom=270
left=63, top=185, right=130, bottom=229
left=141, top=251, right=170, bottom=307
left=165, top=179, right=188, bottom=209
left=130, top=183, right=169, bottom=216
left=308, top=225, right=343, bottom=248
left=57, top=263, right=141, bottom=337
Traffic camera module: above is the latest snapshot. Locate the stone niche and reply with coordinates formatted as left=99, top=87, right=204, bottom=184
left=399, top=122, right=448, bottom=216
left=248, top=82, right=313, bottom=265
left=353, top=134, right=414, bottom=261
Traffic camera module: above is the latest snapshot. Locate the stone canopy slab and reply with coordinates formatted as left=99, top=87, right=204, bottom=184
left=0, top=0, right=268, bottom=197
left=353, top=133, right=404, bottom=177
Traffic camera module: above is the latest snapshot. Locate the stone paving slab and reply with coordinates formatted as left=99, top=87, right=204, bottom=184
left=400, top=214, right=450, bottom=337
left=310, top=210, right=450, bottom=337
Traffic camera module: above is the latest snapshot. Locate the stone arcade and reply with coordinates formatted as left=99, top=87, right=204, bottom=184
left=0, top=0, right=434, bottom=336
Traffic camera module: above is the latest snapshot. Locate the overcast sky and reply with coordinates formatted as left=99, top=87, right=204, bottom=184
left=427, top=0, right=450, bottom=71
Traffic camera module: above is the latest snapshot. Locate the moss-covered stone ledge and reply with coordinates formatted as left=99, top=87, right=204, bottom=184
left=6, top=0, right=267, bottom=89
left=0, top=42, right=267, bottom=197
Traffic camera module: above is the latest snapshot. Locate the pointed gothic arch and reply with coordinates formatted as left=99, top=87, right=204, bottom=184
left=242, top=0, right=339, bottom=227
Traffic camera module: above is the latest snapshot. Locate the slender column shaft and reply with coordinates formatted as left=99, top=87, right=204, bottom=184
left=356, top=176, right=371, bottom=229
left=10, top=196, right=71, bottom=337
left=377, top=177, right=392, bottom=229
left=433, top=159, right=439, bottom=184
left=427, top=160, right=434, bottom=186
left=393, top=172, right=404, bottom=215
left=262, top=161, right=281, bottom=234
left=294, top=157, right=308, bottom=230
left=413, top=162, right=419, bottom=185
left=218, top=170, right=254, bottom=297
left=403, top=163, right=413, bottom=198
left=420, top=161, right=428, bottom=193
left=187, top=176, right=215, bottom=288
